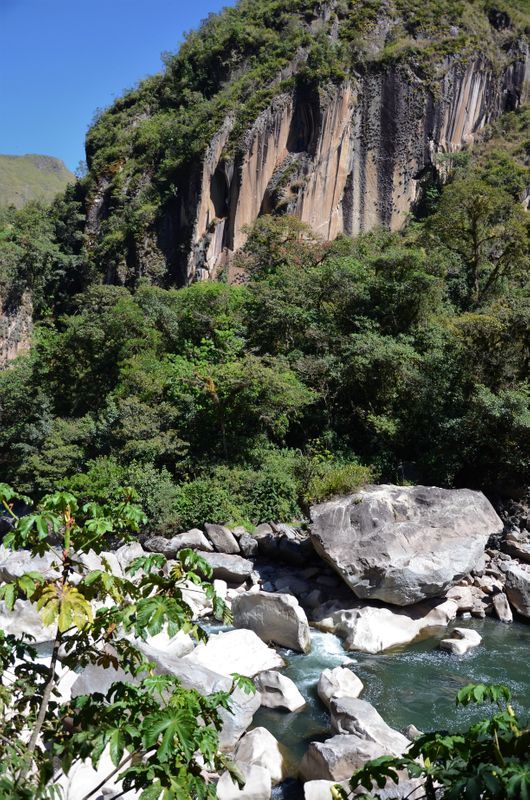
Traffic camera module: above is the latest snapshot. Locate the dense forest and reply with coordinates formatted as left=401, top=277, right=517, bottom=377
left=0, top=105, right=528, bottom=531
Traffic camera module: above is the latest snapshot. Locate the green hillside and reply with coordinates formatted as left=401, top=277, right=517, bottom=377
left=0, top=154, right=74, bottom=208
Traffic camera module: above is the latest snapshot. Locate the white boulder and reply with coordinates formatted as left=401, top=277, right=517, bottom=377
left=183, top=629, right=284, bottom=677
left=232, top=591, right=311, bottom=653
left=317, top=667, right=363, bottom=708
left=440, top=627, right=482, bottom=655
left=255, top=670, right=306, bottom=712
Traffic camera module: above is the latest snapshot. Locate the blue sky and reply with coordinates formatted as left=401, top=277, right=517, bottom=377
left=0, top=0, right=233, bottom=171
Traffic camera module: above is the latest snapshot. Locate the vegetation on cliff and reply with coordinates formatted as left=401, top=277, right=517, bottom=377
left=0, top=104, right=528, bottom=530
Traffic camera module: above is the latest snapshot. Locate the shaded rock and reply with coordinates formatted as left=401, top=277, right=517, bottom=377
left=319, top=600, right=458, bottom=654
left=493, top=592, right=513, bottom=623
left=218, top=686, right=262, bottom=751
left=199, top=552, right=254, bottom=582
left=234, top=727, right=293, bottom=785
left=255, top=670, right=306, bottom=712
left=144, top=536, right=174, bottom=556
left=317, top=667, right=363, bottom=708
left=505, top=532, right=530, bottom=563
left=217, top=765, right=271, bottom=800
left=115, top=542, right=145, bottom=572
left=239, top=532, right=259, bottom=558
left=204, top=523, right=240, bottom=554
left=329, top=698, right=410, bottom=756
left=278, top=537, right=315, bottom=566
left=71, top=661, right=130, bottom=698
left=440, top=627, right=482, bottom=655
left=404, top=724, right=423, bottom=740
left=183, top=629, right=285, bottom=676
left=310, top=485, right=502, bottom=606
left=504, top=563, right=530, bottom=618
left=232, top=591, right=311, bottom=653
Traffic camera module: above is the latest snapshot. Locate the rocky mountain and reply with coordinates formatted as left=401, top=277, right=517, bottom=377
left=0, top=154, right=74, bottom=208
left=82, top=0, right=529, bottom=288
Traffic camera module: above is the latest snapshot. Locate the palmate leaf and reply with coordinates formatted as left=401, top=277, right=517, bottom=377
left=134, top=596, right=189, bottom=638
left=142, top=709, right=196, bottom=762
left=36, top=585, right=94, bottom=632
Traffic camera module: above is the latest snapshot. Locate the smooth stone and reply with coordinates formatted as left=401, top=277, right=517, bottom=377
left=320, top=599, right=458, bottom=654
left=317, top=666, right=364, bottom=708
left=169, top=529, right=213, bottom=552
left=0, top=546, right=60, bottom=582
left=310, top=485, right=502, bottom=606
left=114, top=542, right=145, bottom=572
left=239, top=532, right=259, bottom=558
left=329, top=697, right=410, bottom=756
left=0, top=599, right=56, bottom=643
left=232, top=591, right=311, bottom=653
left=440, top=627, right=482, bottom=655
left=234, top=727, right=293, bottom=785
left=299, top=735, right=388, bottom=781
left=217, top=765, right=271, bottom=800
left=255, top=670, right=306, bottom=712
left=204, top=523, right=240, bottom=554
left=183, top=629, right=285, bottom=677
left=199, top=552, right=254, bottom=583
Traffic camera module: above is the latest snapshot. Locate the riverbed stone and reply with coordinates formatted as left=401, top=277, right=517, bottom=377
left=232, top=591, right=311, bottom=653
left=440, top=627, right=482, bottom=655
left=310, top=485, right=502, bottom=606
left=198, top=552, right=254, bottom=583
left=183, top=628, right=285, bottom=676
left=239, top=533, right=259, bottom=558
left=299, top=735, right=389, bottom=781
left=255, top=670, right=306, bottom=712
left=319, top=599, right=458, bottom=654
left=234, top=727, right=293, bottom=784
left=329, top=698, right=410, bottom=756
left=317, top=667, right=364, bottom=708
left=204, top=523, right=240, bottom=554
left=493, top=592, right=513, bottom=623
left=217, top=765, right=271, bottom=800
left=504, top=562, right=530, bottom=618
left=0, top=546, right=60, bottom=582
left=0, top=598, right=56, bottom=642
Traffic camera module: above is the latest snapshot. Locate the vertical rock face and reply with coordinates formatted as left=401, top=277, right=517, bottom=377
left=0, top=293, right=32, bottom=367
left=186, top=50, right=528, bottom=282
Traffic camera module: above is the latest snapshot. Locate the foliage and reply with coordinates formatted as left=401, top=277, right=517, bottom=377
left=339, top=684, right=530, bottom=800
left=0, top=483, right=239, bottom=799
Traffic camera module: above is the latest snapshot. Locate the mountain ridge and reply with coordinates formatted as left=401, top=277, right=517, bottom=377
left=0, top=153, right=75, bottom=208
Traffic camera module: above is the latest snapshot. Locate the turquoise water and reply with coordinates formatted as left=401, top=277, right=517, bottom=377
left=253, top=618, right=530, bottom=762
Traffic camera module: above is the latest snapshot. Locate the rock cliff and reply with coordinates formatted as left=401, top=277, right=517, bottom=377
left=188, top=53, right=528, bottom=281
left=82, top=0, right=529, bottom=287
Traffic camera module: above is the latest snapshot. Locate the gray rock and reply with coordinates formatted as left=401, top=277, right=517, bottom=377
left=204, top=523, right=240, bottom=554
left=493, top=592, right=513, bottom=623
left=216, top=765, right=271, bottom=800
left=114, top=542, right=145, bottom=572
left=504, top=563, right=530, bottom=618
left=440, top=627, right=482, bottom=655
left=143, top=536, right=174, bottom=556
left=233, top=727, right=293, bottom=785
left=278, top=537, right=314, bottom=566
left=199, top=552, right=254, bottom=582
left=310, top=485, right=502, bottom=606
left=169, top=529, right=213, bottom=553
left=317, top=667, right=363, bottom=708
left=232, top=591, right=311, bottom=653
left=505, top=532, right=530, bottom=563
left=299, top=735, right=389, bottom=781
left=183, top=628, right=285, bottom=676
left=239, top=532, right=259, bottom=558
left=0, top=546, right=60, bottom=582
left=255, top=670, right=306, bottom=712
left=329, top=697, right=410, bottom=756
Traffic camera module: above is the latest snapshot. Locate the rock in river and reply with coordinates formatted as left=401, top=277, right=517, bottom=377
left=310, top=485, right=502, bottom=606
left=232, top=590, right=312, bottom=653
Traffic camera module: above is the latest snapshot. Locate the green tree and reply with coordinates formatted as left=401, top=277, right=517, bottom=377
left=341, top=684, right=530, bottom=800
left=0, top=483, right=246, bottom=799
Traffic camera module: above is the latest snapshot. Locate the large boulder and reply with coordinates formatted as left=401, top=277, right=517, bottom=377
left=255, top=670, right=306, bottom=712
left=504, top=563, right=530, bottom=618
left=232, top=591, right=311, bottom=653
left=0, top=546, right=60, bottom=582
left=329, top=698, right=410, bottom=756
left=310, top=485, right=502, bottom=606
left=299, top=735, right=388, bottom=781
left=204, top=523, right=240, bottom=554
left=233, top=727, right=293, bottom=784
left=493, top=592, right=513, bottom=623
left=183, top=629, right=285, bottom=677
left=199, top=552, right=254, bottom=583
left=317, top=599, right=458, bottom=654
left=0, top=599, right=56, bottom=643
left=317, top=667, right=363, bottom=708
